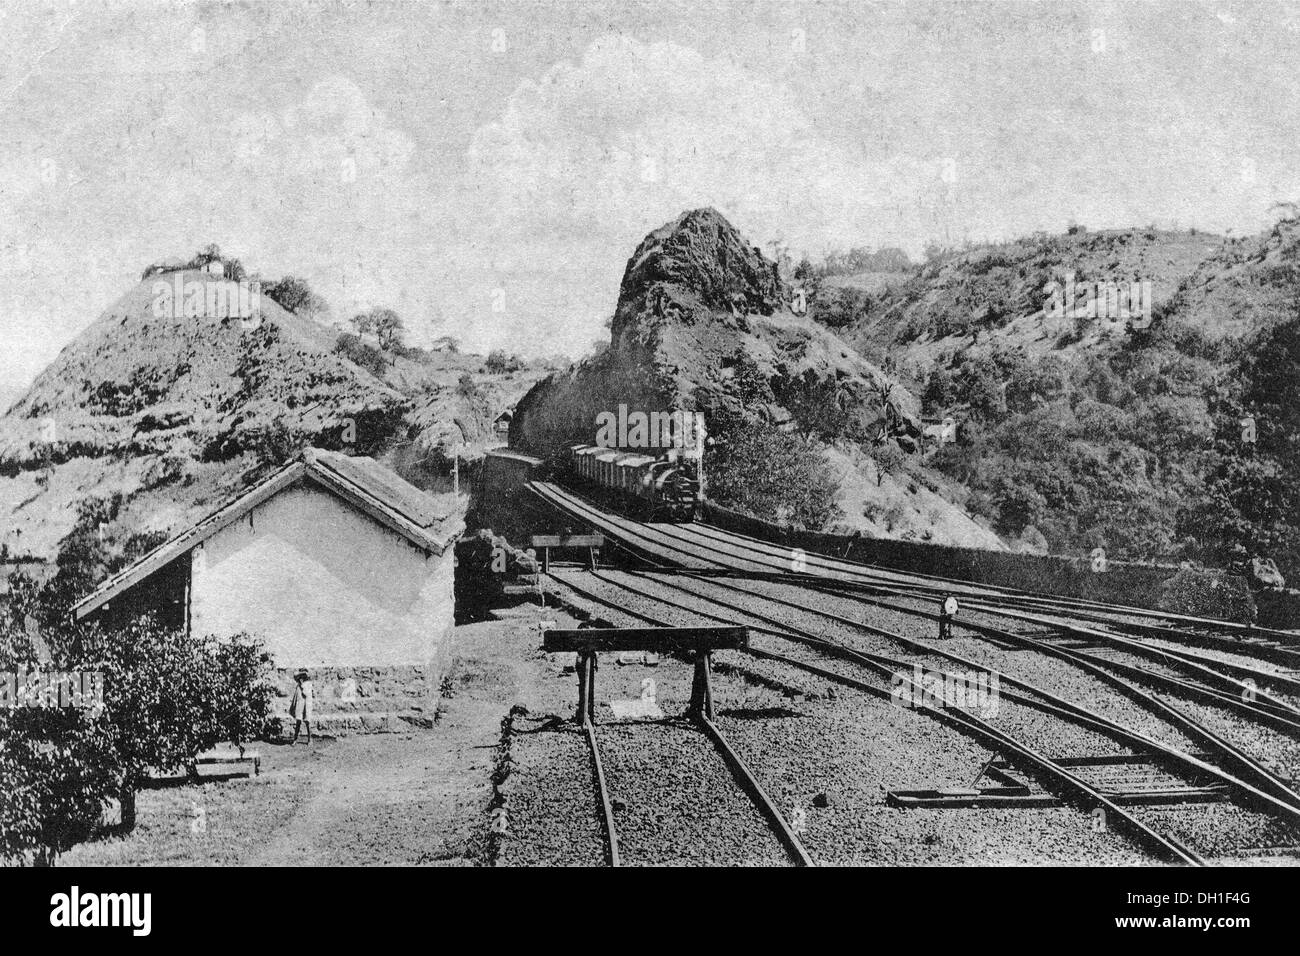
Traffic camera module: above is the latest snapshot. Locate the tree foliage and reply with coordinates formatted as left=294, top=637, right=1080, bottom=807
left=1, top=526, right=275, bottom=862
left=263, top=275, right=327, bottom=317
left=705, top=410, right=841, bottom=529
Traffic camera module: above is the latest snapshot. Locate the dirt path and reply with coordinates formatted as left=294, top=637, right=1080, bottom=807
left=250, top=619, right=546, bottom=866
left=57, top=606, right=569, bottom=867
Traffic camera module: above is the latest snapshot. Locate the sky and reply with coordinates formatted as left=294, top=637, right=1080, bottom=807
left=2, top=0, right=1300, bottom=388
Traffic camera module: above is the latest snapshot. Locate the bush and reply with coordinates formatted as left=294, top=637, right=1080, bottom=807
left=0, top=596, right=275, bottom=861
left=264, top=275, right=327, bottom=317
left=0, top=661, right=119, bottom=866
left=705, top=413, right=841, bottom=529
left=334, top=332, right=389, bottom=378
left=486, top=350, right=524, bottom=374
left=195, top=634, right=275, bottom=756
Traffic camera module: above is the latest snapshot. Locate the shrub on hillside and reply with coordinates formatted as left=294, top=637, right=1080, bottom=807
left=334, top=332, right=389, bottom=378
left=263, top=275, right=327, bottom=318
left=705, top=412, right=841, bottom=529
left=486, top=350, right=524, bottom=374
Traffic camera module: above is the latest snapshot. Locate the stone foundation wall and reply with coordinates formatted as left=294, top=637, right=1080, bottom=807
left=269, top=664, right=440, bottom=734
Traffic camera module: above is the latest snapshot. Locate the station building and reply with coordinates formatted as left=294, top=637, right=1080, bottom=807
left=72, top=448, right=463, bottom=730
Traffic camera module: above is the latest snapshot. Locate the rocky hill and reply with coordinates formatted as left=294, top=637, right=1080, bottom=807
left=812, top=217, right=1300, bottom=578
left=512, top=208, right=1004, bottom=547
left=826, top=226, right=1225, bottom=392
left=0, top=267, right=548, bottom=566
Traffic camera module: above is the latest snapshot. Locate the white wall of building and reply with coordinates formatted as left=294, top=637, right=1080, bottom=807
left=189, top=483, right=453, bottom=669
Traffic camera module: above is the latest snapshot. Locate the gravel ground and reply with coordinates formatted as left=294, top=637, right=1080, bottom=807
left=496, top=719, right=605, bottom=866
left=1164, top=696, right=1300, bottom=785
left=545, top=569, right=1163, bottom=863
left=1135, top=635, right=1296, bottom=677
left=1130, top=802, right=1300, bottom=862
left=593, top=720, right=792, bottom=866
left=538, top=554, right=1300, bottom=868
left=708, top=654, right=1156, bottom=865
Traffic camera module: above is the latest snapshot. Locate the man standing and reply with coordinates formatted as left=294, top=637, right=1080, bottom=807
left=289, top=670, right=314, bottom=745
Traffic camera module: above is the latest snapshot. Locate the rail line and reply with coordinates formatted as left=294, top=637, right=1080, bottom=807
left=679, top=517, right=1300, bottom=645
left=574, top=660, right=812, bottom=867
left=632, top=568, right=1300, bottom=811
left=588, top=566, right=1300, bottom=816
left=582, top=716, right=621, bottom=866
left=529, top=482, right=1300, bottom=722
left=529, top=480, right=1300, bottom=857
left=660, top=519, right=1300, bottom=688
left=543, top=568, right=1214, bottom=864
left=535, top=478, right=1300, bottom=656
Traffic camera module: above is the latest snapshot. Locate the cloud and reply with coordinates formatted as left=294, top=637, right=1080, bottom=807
left=444, top=34, right=942, bottom=358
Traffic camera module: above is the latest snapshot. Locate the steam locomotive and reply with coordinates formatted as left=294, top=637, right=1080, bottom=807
left=565, top=443, right=702, bottom=522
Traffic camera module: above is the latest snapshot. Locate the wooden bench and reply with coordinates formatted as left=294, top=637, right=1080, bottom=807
left=191, top=750, right=261, bottom=778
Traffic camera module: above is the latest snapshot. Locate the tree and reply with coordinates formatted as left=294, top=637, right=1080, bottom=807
left=98, top=618, right=219, bottom=830
left=486, top=350, right=523, bottom=374
left=781, top=372, right=851, bottom=442
left=351, top=307, right=404, bottom=352
left=0, top=700, right=119, bottom=866
left=371, top=308, right=404, bottom=351
left=456, top=373, right=481, bottom=400
left=351, top=310, right=376, bottom=337
left=195, top=635, right=274, bottom=757
left=871, top=441, right=905, bottom=487
left=264, top=276, right=326, bottom=317
left=705, top=411, right=841, bottom=529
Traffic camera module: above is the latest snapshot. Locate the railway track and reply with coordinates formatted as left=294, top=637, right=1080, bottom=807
left=530, top=481, right=1300, bottom=731
left=547, top=568, right=1300, bottom=862
left=536, top=478, right=1300, bottom=661
left=671, top=520, right=1300, bottom=675
left=676, top=518, right=1300, bottom=647
left=579, top=714, right=807, bottom=866
left=655, top=571, right=1300, bottom=805
left=543, top=568, right=1220, bottom=863
left=529, top=480, right=1300, bottom=860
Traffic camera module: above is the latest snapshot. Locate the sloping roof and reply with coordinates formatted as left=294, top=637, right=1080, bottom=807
left=73, top=448, right=462, bottom=621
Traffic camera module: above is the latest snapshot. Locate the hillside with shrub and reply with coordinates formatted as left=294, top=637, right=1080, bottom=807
left=806, top=217, right=1300, bottom=581
left=0, top=248, right=550, bottom=569
left=512, top=209, right=1005, bottom=546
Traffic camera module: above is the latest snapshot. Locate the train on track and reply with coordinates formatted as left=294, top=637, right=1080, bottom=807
left=564, top=443, right=702, bottom=521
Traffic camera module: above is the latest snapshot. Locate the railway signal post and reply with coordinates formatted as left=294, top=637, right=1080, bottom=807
left=939, top=595, right=959, bottom=639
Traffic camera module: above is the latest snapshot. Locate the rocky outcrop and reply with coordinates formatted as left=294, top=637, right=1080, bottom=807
left=510, top=208, right=921, bottom=454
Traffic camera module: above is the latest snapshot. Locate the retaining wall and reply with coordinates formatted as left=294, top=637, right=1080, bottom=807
left=700, top=501, right=1290, bottom=625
